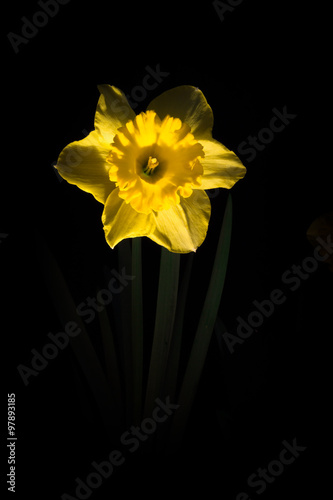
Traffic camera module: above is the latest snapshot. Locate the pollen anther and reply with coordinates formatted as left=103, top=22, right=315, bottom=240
left=143, top=156, right=159, bottom=176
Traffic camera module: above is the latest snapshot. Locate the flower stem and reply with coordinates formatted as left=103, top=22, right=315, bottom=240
left=167, top=193, right=233, bottom=450
left=131, top=238, right=144, bottom=424
left=117, top=240, right=133, bottom=425
left=144, top=248, right=180, bottom=416
left=155, top=252, right=194, bottom=452
left=163, top=252, right=194, bottom=401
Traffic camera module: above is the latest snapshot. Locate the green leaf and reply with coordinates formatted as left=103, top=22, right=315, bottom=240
left=38, top=233, right=121, bottom=438
left=168, top=193, right=233, bottom=449
left=144, top=248, right=180, bottom=416
left=97, top=300, right=123, bottom=418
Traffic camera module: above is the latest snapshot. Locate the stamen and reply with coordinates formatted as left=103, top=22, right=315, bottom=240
left=143, top=156, right=159, bottom=176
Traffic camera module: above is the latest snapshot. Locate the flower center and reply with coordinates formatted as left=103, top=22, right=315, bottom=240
left=143, top=156, right=159, bottom=176
left=106, top=110, right=204, bottom=214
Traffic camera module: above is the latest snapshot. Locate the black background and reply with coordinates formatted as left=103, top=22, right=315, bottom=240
left=2, top=0, right=331, bottom=498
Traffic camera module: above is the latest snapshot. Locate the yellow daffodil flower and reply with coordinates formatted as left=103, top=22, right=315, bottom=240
left=55, top=85, right=246, bottom=253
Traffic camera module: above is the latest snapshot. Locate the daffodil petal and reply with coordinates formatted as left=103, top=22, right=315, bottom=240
left=95, top=85, right=136, bottom=143
left=102, top=189, right=156, bottom=249
left=147, top=86, right=213, bottom=140
left=149, top=190, right=211, bottom=253
left=55, top=130, right=115, bottom=204
left=199, top=138, right=246, bottom=189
